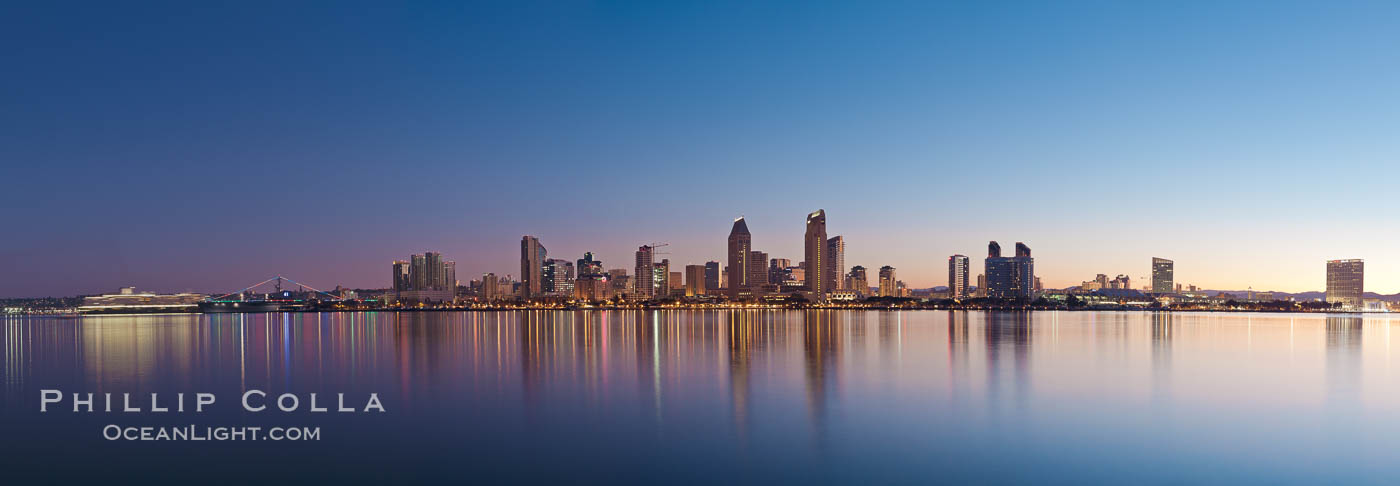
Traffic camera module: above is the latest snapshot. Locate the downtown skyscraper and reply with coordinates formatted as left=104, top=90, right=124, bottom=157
left=1326, top=259, right=1364, bottom=308
left=827, top=235, right=845, bottom=291
left=847, top=266, right=869, bottom=297
left=878, top=266, right=896, bottom=297
left=727, top=217, right=752, bottom=298
left=520, top=236, right=546, bottom=299
left=634, top=245, right=655, bottom=299
left=704, top=261, right=720, bottom=292
left=1152, top=257, right=1174, bottom=294
left=984, top=241, right=1034, bottom=300
left=948, top=254, right=969, bottom=300
left=804, top=209, right=829, bottom=299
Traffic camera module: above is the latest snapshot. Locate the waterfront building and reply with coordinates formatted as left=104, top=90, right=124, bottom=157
left=1326, top=259, right=1364, bottom=308
left=410, top=253, right=427, bottom=291
left=769, top=258, right=791, bottom=285
left=805, top=210, right=829, bottom=299
left=392, top=260, right=410, bottom=291
left=727, top=217, right=753, bottom=298
left=984, top=241, right=1034, bottom=300
left=748, top=251, right=769, bottom=288
left=827, top=236, right=845, bottom=290
left=878, top=266, right=896, bottom=297
left=424, top=252, right=445, bottom=290
left=576, top=252, right=604, bottom=278
left=610, top=273, right=631, bottom=298
left=847, top=266, right=869, bottom=297
left=948, top=255, right=969, bottom=300
left=392, top=252, right=457, bottom=303
left=481, top=273, right=500, bottom=301
left=686, top=264, right=707, bottom=296
left=1110, top=275, right=1130, bottom=289
left=635, top=246, right=655, bottom=299
left=652, top=259, right=671, bottom=298
left=704, top=261, right=720, bottom=291
left=543, top=259, right=574, bottom=294
left=520, top=236, right=546, bottom=299
left=574, top=274, right=609, bottom=302
left=1152, top=257, right=1174, bottom=293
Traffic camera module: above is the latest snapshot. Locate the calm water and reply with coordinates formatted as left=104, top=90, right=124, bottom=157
left=2, top=311, right=1398, bottom=483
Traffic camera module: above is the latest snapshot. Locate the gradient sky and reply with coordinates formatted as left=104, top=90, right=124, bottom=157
left=5, top=1, right=1400, bottom=297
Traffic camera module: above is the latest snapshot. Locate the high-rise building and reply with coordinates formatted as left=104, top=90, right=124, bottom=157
left=975, top=274, right=986, bottom=298
left=520, top=236, right=546, bottom=299
left=704, top=261, right=720, bottom=291
left=984, top=241, right=1034, bottom=300
left=424, top=252, right=444, bottom=289
left=769, top=258, right=791, bottom=285
left=1015, top=242, right=1030, bottom=258
left=727, top=217, right=752, bottom=297
left=1110, top=274, right=1131, bottom=289
left=481, top=273, right=499, bottom=301
left=1326, top=259, right=1364, bottom=308
left=652, top=258, right=671, bottom=298
left=670, top=271, right=683, bottom=293
left=577, top=252, right=604, bottom=278
left=686, top=264, right=707, bottom=296
left=573, top=274, right=609, bottom=302
left=392, top=260, right=411, bottom=291
left=394, top=252, right=456, bottom=303
left=410, top=253, right=427, bottom=291
left=805, top=210, right=829, bottom=299
left=948, top=255, right=969, bottom=300
left=635, top=246, right=655, bottom=299
left=827, top=236, right=845, bottom=291
left=543, top=259, right=574, bottom=294
left=878, top=266, right=896, bottom=297
left=1151, top=257, right=1174, bottom=294
left=747, top=251, right=769, bottom=289
left=608, top=269, right=629, bottom=297
left=847, top=266, right=869, bottom=297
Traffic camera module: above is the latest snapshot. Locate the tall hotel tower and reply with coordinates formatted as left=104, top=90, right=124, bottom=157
left=985, top=241, right=1034, bottom=299
left=1326, top=259, right=1364, bottom=308
left=804, top=209, right=829, bottom=299
left=727, top=217, right=752, bottom=298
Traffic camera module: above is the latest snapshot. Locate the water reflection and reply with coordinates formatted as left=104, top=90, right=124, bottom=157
left=986, top=312, right=1032, bottom=413
left=1325, top=315, right=1363, bottom=408
left=6, top=311, right=1400, bottom=483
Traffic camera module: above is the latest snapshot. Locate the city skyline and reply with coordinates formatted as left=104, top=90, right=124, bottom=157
left=0, top=208, right=1390, bottom=297
left=7, top=2, right=1400, bottom=297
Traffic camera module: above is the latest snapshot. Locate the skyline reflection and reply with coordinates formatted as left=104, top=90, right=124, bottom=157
left=6, top=311, right=1400, bottom=482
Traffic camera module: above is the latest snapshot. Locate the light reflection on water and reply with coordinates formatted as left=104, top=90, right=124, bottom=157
left=2, top=311, right=1399, bottom=483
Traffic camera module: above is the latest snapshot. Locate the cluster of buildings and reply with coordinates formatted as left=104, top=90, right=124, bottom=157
left=386, top=252, right=457, bottom=304
left=12, top=223, right=1387, bottom=313
left=371, top=210, right=1383, bottom=311
left=399, top=210, right=1047, bottom=306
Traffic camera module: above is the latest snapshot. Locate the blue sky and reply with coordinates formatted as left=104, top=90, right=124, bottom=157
left=4, top=1, right=1400, bottom=296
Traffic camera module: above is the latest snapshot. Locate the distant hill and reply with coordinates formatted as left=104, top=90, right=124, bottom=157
left=1200, top=290, right=1400, bottom=302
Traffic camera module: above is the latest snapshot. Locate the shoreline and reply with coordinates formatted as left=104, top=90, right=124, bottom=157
left=14, top=307, right=1382, bottom=317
